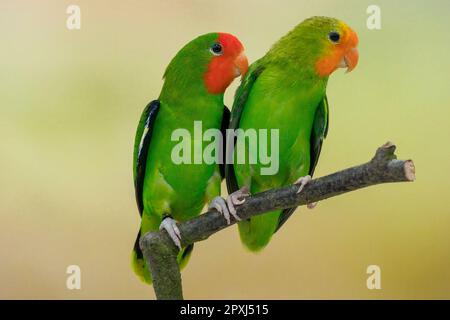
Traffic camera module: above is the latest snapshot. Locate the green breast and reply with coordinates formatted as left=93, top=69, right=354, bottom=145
left=234, top=66, right=326, bottom=193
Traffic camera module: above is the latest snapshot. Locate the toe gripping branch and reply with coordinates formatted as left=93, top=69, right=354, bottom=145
left=140, top=142, right=415, bottom=300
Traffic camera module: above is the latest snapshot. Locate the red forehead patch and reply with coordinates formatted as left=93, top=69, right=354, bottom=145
left=217, top=32, right=244, bottom=56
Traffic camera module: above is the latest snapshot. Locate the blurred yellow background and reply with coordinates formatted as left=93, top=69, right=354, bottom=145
left=1, top=0, right=449, bottom=299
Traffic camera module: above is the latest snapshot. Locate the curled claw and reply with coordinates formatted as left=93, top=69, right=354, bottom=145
left=226, top=195, right=241, bottom=222
left=208, top=186, right=250, bottom=225
left=293, top=175, right=318, bottom=209
left=209, top=196, right=231, bottom=224
left=159, top=217, right=182, bottom=250
left=227, top=186, right=250, bottom=221
left=294, top=175, right=312, bottom=194
left=230, top=186, right=250, bottom=205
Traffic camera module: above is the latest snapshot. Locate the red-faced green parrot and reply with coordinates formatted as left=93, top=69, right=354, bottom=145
left=225, top=17, right=359, bottom=251
left=132, top=33, right=249, bottom=284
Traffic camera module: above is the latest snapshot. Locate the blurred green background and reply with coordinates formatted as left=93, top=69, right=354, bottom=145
left=1, top=0, right=449, bottom=299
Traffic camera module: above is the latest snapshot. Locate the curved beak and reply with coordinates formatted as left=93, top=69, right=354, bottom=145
left=343, top=47, right=359, bottom=73
left=341, top=27, right=359, bottom=73
left=234, top=51, right=249, bottom=78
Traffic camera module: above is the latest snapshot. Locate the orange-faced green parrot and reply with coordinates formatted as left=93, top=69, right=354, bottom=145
left=132, top=33, right=249, bottom=284
left=226, top=17, right=359, bottom=251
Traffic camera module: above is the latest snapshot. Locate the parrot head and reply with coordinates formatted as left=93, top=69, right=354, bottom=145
left=269, top=16, right=359, bottom=78
left=162, top=32, right=248, bottom=95
left=314, top=18, right=359, bottom=77
left=204, top=33, right=249, bottom=94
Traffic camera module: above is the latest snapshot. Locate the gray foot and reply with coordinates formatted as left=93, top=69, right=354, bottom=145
left=159, top=216, right=181, bottom=250
left=294, top=175, right=317, bottom=209
left=208, top=187, right=250, bottom=224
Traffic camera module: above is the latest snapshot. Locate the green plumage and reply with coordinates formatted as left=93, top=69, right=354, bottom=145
left=132, top=33, right=226, bottom=284
left=226, top=17, right=337, bottom=251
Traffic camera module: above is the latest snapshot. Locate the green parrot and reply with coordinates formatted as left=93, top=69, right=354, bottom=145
left=225, top=16, right=359, bottom=251
left=132, top=32, right=249, bottom=284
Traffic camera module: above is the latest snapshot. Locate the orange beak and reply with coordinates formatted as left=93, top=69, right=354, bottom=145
left=234, top=51, right=249, bottom=78
left=343, top=28, right=359, bottom=73
left=344, top=47, right=359, bottom=73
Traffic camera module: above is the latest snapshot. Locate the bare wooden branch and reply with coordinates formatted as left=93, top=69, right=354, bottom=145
left=140, top=142, right=415, bottom=300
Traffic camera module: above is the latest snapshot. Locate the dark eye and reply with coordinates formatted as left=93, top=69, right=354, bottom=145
left=328, top=31, right=340, bottom=43
left=210, top=43, right=223, bottom=55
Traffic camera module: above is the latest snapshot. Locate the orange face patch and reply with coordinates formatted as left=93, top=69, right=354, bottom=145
left=315, top=23, right=359, bottom=77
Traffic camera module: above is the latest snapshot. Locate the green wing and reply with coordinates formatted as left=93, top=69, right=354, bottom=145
left=133, top=100, right=161, bottom=216
left=225, top=62, right=265, bottom=193
left=309, top=95, right=329, bottom=176
left=275, top=95, right=329, bottom=232
left=132, top=100, right=196, bottom=282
